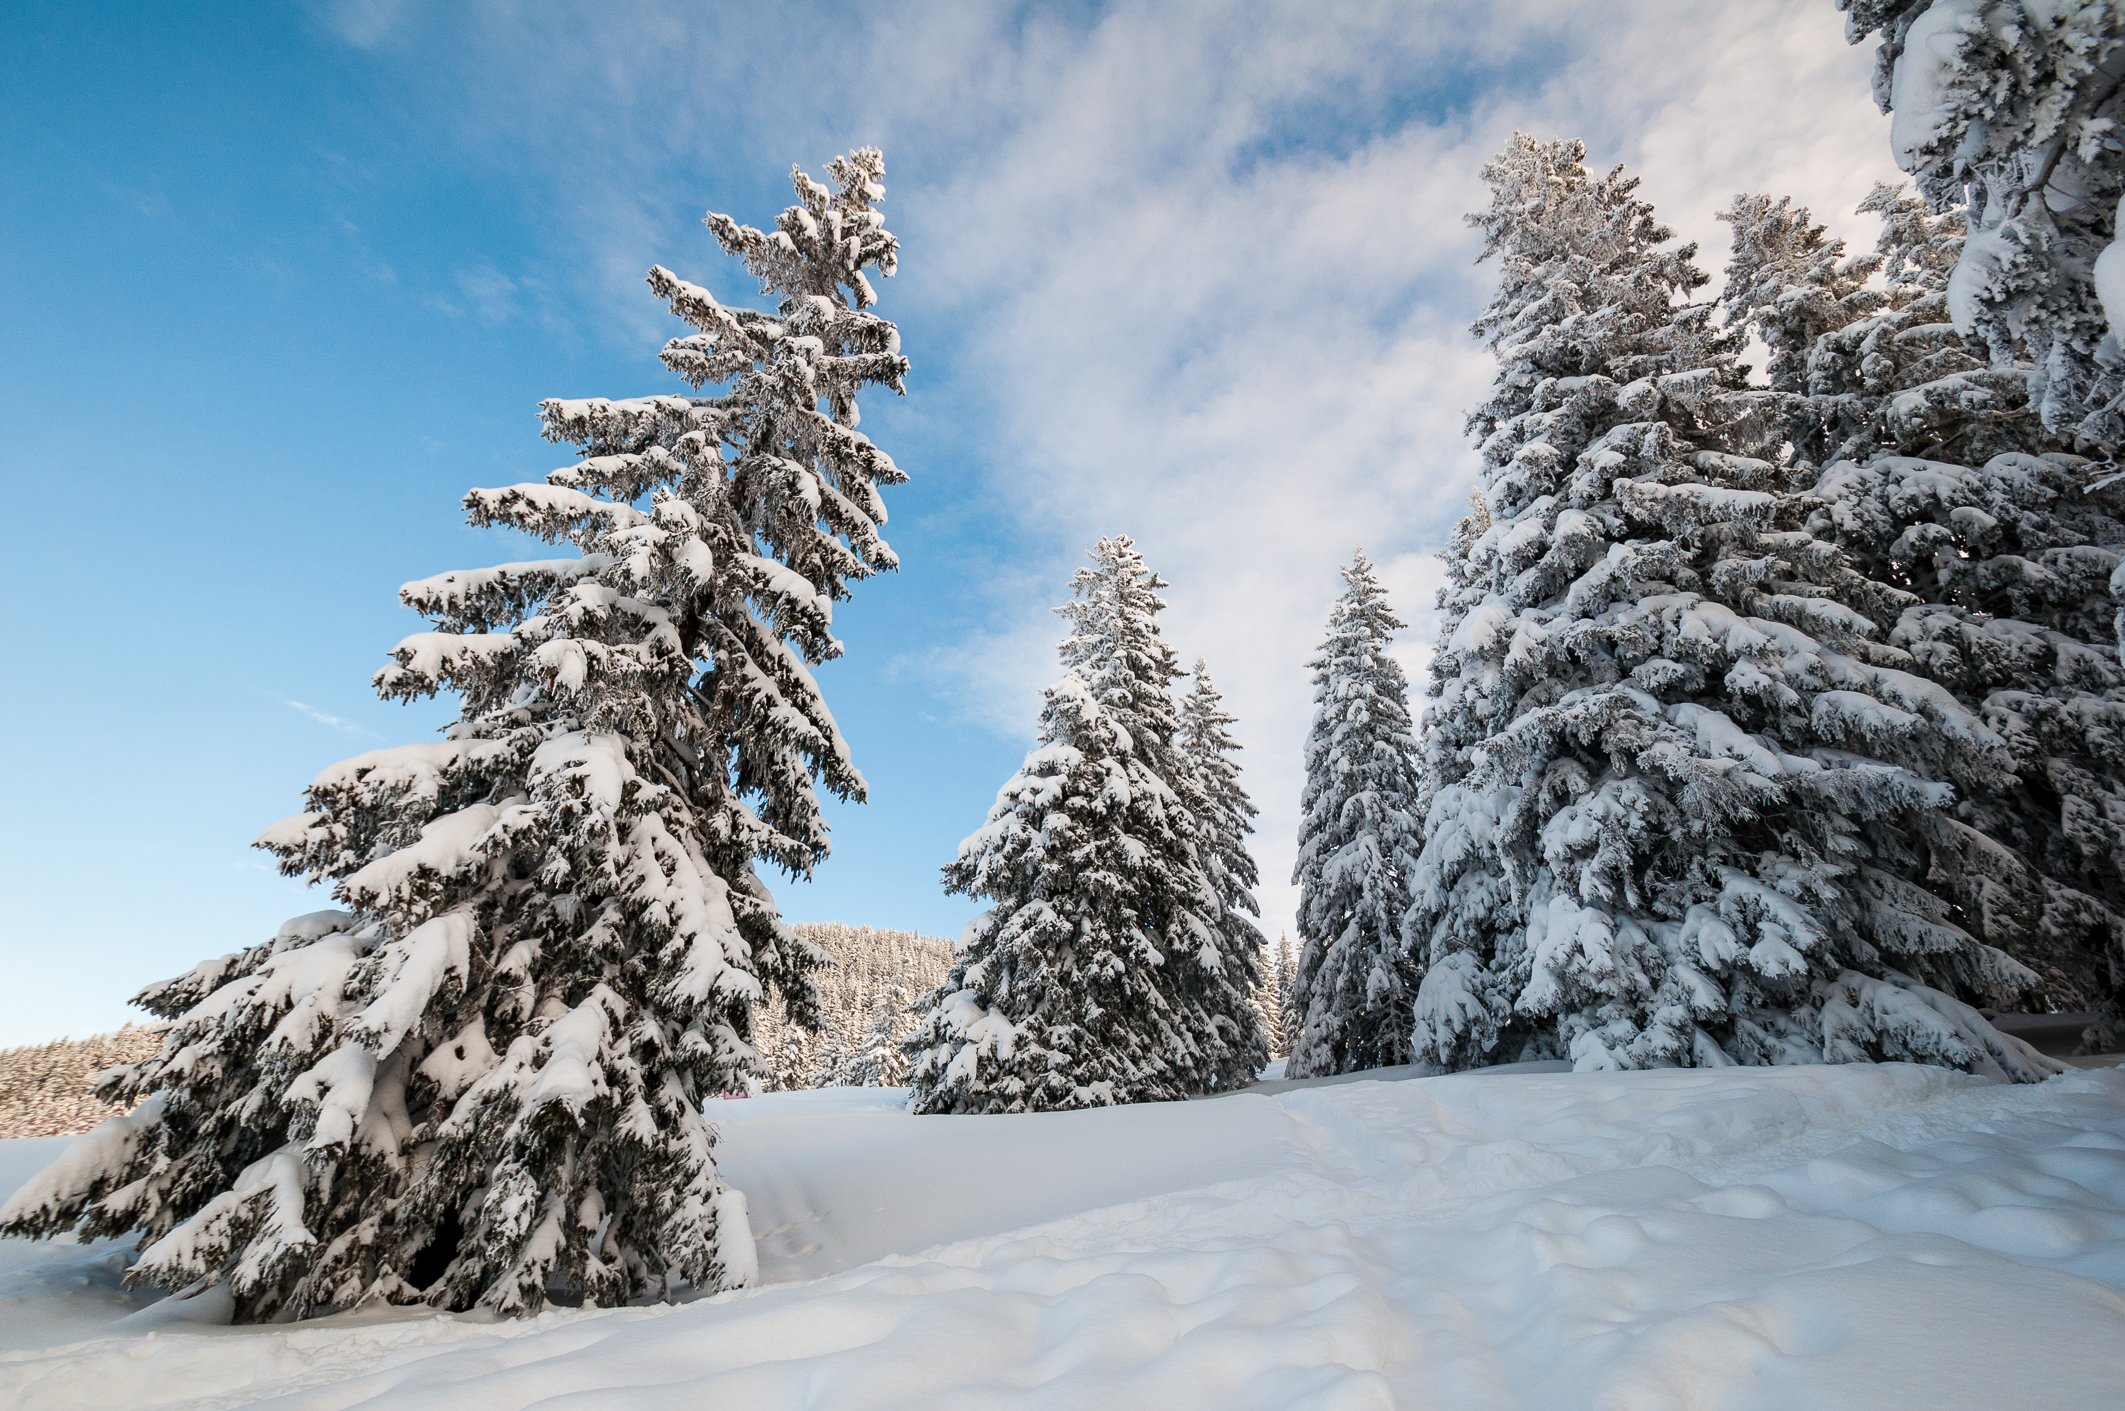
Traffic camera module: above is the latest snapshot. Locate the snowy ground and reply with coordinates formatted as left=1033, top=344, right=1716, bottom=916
left=4, top=1063, right=2123, bottom=1409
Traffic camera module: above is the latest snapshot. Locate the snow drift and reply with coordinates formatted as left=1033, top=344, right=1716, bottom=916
left=3, top=1061, right=2122, bottom=1408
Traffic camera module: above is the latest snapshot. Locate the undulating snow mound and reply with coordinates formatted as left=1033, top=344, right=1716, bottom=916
left=3, top=1063, right=2121, bottom=1409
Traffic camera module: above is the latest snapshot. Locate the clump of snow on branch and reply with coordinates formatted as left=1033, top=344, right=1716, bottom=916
left=1842, top=0, right=2125, bottom=446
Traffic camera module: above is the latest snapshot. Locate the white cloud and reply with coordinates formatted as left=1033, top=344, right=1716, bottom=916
left=1378, top=548, right=1453, bottom=688
left=312, top=0, right=409, bottom=49
left=884, top=617, right=1056, bottom=741
left=454, top=261, right=519, bottom=323
left=325, top=0, right=1901, bottom=944
left=855, top=1, right=1896, bottom=941
left=282, top=699, right=374, bottom=736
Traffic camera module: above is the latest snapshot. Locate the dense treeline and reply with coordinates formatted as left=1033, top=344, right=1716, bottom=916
left=754, top=925, right=953, bottom=1090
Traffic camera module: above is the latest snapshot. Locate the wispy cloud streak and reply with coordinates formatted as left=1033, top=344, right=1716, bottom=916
left=282, top=699, right=376, bottom=737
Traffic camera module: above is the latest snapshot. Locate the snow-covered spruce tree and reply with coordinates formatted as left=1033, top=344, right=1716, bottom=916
left=758, top=1024, right=822, bottom=1093
left=1177, top=659, right=1272, bottom=1076
left=1725, top=182, right=2125, bottom=1032
left=0, top=149, right=911, bottom=1319
left=1269, top=932, right=1298, bottom=1057
left=1249, top=955, right=1286, bottom=1060
left=1841, top=0, right=2125, bottom=446
left=906, top=537, right=1263, bottom=1112
left=1287, top=551, right=1426, bottom=1077
left=1717, top=189, right=1886, bottom=423
left=1406, top=134, right=2061, bottom=1079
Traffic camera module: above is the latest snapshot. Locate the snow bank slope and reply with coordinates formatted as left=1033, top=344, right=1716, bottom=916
left=719, top=1083, right=1322, bottom=1284
left=0, top=1137, right=163, bottom=1353
left=3, top=1064, right=2122, bottom=1409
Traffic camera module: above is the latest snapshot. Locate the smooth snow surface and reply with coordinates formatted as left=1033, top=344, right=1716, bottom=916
left=5, top=1065, right=2124, bottom=1408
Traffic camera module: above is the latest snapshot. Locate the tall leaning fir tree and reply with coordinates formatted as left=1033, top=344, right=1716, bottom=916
left=1287, top=551, right=1425, bottom=1077
left=0, top=150, right=910, bottom=1320
left=1406, top=135, right=2060, bottom=1080
left=906, top=537, right=1262, bottom=1112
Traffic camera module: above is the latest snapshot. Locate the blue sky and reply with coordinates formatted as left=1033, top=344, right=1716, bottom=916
left=0, top=1, right=1899, bottom=1045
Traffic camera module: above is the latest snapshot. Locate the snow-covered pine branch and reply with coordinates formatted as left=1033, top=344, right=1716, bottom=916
left=1841, top=0, right=2125, bottom=447
left=906, top=537, right=1266, bottom=1113
left=0, top=149, right=911, bottom=1322
left=1407, top=134, right=2069, bottom=1080
left=1723, top=183, right=2050, bottom=469
left=1288, top=550, right=1426, bottom=1077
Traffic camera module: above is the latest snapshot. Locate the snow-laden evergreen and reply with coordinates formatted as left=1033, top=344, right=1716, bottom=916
left=0, top=150, right=910, bottom=1319
left=1253, top=936, right=1290, bottom=1060
left=1724, top=180, right=2125, bottom=1034
left=906, top=538, right=1263, bottom=1112
left=1718, top=189, right=1885, bottom=413
left=1177, top=659, right=1272, bottom=1076
left=1407, top=135, right=2060, bottom=1079
left=826, top=987, right=913, bottom=1088
left=1268, top=933, right=1298, bottom=1057
left=1841, top=0, right=2125, bottom=446
left=1287, top=551, right=1425, bottom=1077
